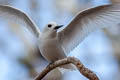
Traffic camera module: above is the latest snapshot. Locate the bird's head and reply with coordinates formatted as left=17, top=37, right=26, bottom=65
left=42, top=21, right=63, bottom=38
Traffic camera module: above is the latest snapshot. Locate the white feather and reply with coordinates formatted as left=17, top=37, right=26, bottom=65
left=58, top=4, right=120, bottom=54
left=0, top=5, right=41, bottom=38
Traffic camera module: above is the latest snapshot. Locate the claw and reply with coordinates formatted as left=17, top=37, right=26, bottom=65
left=46, top=62, right=53, bottom=69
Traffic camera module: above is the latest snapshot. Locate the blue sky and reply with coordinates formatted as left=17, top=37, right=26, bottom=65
left=0, top=0, right=119, bottom=80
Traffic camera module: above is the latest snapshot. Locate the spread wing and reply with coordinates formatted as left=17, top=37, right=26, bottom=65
left=58, top=4, right=120, bottom=54
left=0, top=5, right=41, bottom=38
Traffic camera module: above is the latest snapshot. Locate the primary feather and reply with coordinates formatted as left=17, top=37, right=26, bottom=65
left=0, top=5, right=41, bottom=38
left=58, top=4, right=120, bottom=54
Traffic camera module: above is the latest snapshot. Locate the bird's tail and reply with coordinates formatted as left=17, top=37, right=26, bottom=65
left=58, top=63, right=76, bottom=74
left=60, top=63, right=75, bottom=70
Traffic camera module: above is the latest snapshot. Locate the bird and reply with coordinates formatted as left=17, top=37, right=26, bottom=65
left=0, top=4, right=120, bottom=71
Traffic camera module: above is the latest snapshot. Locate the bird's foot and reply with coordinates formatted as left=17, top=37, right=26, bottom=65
left=46, top=62, right=54, bottom=69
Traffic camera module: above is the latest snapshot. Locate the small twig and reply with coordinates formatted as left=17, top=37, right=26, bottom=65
left=35, top=57, right=99, bottom=80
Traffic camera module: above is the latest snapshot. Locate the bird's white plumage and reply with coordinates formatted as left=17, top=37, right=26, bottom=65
left=0, top=5, right=40, bottom=38
left=58, top=4, right=120, bottom=54
left=1, top=4, right=120, bottom=72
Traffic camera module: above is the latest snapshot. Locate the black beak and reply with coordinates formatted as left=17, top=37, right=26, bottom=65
left=54, top=25, right=64, bottom=30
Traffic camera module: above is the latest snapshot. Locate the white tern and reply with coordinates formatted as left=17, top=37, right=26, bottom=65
left=0, top=4, right=120, bottom=71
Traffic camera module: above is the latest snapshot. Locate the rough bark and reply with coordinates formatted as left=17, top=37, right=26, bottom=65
left=35, top=57, right=99, bottom=80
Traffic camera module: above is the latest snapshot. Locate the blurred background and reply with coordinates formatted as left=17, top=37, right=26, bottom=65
left=0, top=0, right=120, bottom=80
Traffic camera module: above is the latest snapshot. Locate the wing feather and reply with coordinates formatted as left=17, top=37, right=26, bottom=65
left=58, top=4, right=120, bottom=54
left=0, top=5, right=41, bottom=38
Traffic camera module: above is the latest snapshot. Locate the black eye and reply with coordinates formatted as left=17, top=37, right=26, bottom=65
left=48, top=24, right=52, bottom=28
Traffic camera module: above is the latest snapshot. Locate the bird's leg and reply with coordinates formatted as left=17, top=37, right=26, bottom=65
left=46, top=62, right=55, bottom=69
left=46, top=58, right=62, bottom=68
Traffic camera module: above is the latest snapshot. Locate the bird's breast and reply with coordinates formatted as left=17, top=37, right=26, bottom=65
left=39, top=38, right=58, bottom=50
left=38, top=37, right=66, bottom=62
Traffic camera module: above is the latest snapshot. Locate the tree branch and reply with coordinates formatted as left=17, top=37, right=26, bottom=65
left=35, top=57, right=99, bottom=80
